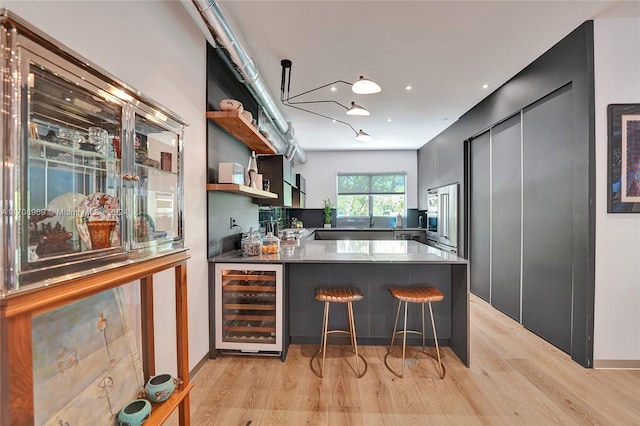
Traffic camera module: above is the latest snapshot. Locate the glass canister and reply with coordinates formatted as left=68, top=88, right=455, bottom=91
left=261, top=231, right=280, bottom=254
left=241, top=228, right=262, bottom=257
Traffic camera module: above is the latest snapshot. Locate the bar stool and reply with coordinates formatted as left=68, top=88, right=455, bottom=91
left=310, top=287, right=368, bottom=378
left=384, top=286, right=445, bottom=379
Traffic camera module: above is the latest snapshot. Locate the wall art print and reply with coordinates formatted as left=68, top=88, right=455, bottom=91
left=32, top=287, right=144, bottom=425
left=608, top=103, right=640, bottom=212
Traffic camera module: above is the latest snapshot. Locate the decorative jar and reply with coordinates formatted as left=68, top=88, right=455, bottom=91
left=145, top=373, right=177, bottom=403
left=241, top=228, right=262, bottom=257
left=117, top=399, right=151, bottom=426
left=261, top=231, right=280, bottom=254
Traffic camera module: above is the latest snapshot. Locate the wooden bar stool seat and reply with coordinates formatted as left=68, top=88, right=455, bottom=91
left=310, top=287, right=367, bottom=378
left=384, top=286, right=445, bottom=379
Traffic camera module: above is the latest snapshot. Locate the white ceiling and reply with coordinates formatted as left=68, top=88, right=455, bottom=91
left=215, top=0, right=637, bottom=152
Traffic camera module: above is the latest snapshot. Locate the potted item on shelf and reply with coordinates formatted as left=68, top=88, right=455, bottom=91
left=77, top=193, right=120, bottom=250
left=322, top=197, right=333, bottom=228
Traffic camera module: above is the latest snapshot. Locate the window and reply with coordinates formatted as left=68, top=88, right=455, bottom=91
left=336, top=173, right=406, bottom=217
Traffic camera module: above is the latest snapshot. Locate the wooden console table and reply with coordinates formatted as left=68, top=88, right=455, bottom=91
left=0, top=250, right=191, bottom=425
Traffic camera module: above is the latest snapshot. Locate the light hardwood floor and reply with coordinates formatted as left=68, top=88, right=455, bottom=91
left=171, top=295, right=640, bottom=425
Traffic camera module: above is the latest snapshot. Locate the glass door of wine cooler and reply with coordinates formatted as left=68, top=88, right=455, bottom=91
left=214, top=263, right=283, bottom=353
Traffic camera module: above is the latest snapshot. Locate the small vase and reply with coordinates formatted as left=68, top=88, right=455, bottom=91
left=324, top=223, right=331, bottom=228
left=145, top=373, right=177, bottom=403
left=248, top=170, right=258, bottom=189
left=117, top=399, right=151, bottom=426
left=247, top=150, right=258, bottom=188
left=86, top=220, right=117, bottom=249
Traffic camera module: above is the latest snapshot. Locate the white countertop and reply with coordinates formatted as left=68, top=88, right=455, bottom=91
left=212, top=239, right=467, bottom=264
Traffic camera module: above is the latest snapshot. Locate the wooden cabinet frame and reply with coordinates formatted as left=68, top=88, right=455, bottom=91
left=0, top=251, right=192, bottom=425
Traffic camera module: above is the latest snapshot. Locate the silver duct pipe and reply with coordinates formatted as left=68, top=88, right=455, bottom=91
left=190, top=0, right=307, bottom=164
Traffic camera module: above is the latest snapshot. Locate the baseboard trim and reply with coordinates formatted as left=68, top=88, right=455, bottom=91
left=189, top=352, right=211, bottom=380
left=592, top=359, right=640, bottom=370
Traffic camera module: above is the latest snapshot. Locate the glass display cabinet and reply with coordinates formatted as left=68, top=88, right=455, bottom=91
left=1, top=10, right=184, bottom=295
left=0, top=10, right=191, bottom=426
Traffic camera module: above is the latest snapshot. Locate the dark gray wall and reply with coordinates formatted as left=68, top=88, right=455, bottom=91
left=207, top=45, right=262, bottom=257
left=417, top=22, right=595, bottom=366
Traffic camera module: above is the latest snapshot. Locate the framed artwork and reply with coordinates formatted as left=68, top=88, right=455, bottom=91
left=608, top=103, right=640, bottom=213
left=32, top=287, right=144, bottom=425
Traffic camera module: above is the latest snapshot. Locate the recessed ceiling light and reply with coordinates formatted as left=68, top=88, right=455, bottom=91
left=332, top=119, right=336, bottom=123
left=405, top=85, right=412, bottom=91
left=482, top=83, right=489, bottom=89
left=387, top=118, right=392, bottom=122
left=65, top=97, right=71, bottom=102
left=330, top=86, right=337, bottom=92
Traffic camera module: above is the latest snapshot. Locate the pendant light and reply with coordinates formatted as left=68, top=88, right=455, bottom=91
left=355, top=129, right=372, bottom=142
left=346, top=102, right=370, bottom=116
left=352, top=76, right=382, bottom=94
left=280, top=59, right=378, bottom=142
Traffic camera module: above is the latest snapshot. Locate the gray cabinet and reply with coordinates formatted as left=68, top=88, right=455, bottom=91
left=491, top=115, right=522, bottom=321
left=468, top=85, right=576, bottom=354
left=257, top=155, right=293, bottom=207
left=522, top=86, right=574, bottom=353
left=293, top=173, right=306, bottom=208
left=469, top=131, right=491, bottom=301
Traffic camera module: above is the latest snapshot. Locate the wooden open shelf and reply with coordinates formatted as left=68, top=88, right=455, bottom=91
left=206, top=183, right=278, bottom=199
left=147, top=383, right=193, bottom=425
left=206, top=111, right=277, bottom=154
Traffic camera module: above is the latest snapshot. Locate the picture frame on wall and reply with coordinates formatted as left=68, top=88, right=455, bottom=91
left=607, top=103, right=640, bottom=213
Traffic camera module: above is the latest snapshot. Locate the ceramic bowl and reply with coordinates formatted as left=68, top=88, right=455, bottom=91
left=117, top=399, right=151, bottom=426
left=145, top=373, right=177, bottom=403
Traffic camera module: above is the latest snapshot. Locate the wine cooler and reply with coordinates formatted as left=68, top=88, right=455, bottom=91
left=214, top=263, right=283, bottom=355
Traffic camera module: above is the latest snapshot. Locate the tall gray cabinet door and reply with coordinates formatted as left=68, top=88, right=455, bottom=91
left=522, top=85, right=574, bottom=353
left=491, top=116, right=522, bottom=321
left=469, top=131, right=491, bottom=301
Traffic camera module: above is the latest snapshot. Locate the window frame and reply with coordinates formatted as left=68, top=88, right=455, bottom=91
left=336, top=172, right=407, bottom=218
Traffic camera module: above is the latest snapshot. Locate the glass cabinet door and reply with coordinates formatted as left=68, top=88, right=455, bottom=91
left=130, top=112, right=181, bottom=249
left=22, top=51, right=124, bottom=273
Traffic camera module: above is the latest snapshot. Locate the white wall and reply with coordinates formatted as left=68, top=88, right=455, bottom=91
left=594, top=17, right=640, bottom=364
left=293, top=150, right=418, bottom=208
left=3, top=1, right=209, bottom=374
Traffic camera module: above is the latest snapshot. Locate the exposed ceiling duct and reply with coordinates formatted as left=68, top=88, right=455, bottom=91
left=186, top=0, right=307, bottom=164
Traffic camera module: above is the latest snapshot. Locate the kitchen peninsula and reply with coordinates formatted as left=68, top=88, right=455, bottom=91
left=210, top=238, right=469, bottom=366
